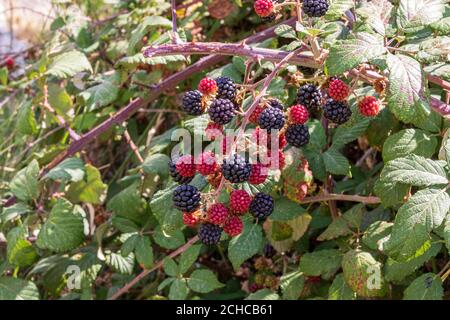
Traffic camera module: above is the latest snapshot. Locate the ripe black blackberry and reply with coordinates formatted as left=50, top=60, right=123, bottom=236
left=216, top=76, right=237, bottom=101
left=172, top=184, right=201, bottom=212
left=285, top=124, right=310, bottom=147
left=302, top=0, right=329, bottom=17
left=208, top=98, right=236, bottom=124
left=222, top=154, right=252, bottom=183
left=258, top=106, right=285, bottom=131
left=199, top=223, right=222, bottom=245
left=323, top=99, right=352, bottom=124
left=168, top=160, right=194, bottom=184
left=296, top=84, right=322, bottom=110
left=268, top=98, right=284, bottom=110
left=249, top=193, right=274, bottom=219
left=182, top=90, right=203, bottom=115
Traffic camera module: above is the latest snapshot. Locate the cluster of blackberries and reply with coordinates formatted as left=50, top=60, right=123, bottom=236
left=253, top=0, right=329, bottom=21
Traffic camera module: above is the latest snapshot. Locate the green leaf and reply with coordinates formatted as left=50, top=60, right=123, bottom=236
left=424, top=62, right=450, bottom=81
left=150, top=186, right=184, bottom=234
left=246, top=288, right=280, bottom=300
left=397, top=0, right=446, bottom=32
left=270, top=198, right=306, bottom=221
left=280, top=271, right=305, bottom=300
left=158, top=277, right=175, bottom=291
left=169, top=278, right=189, bottom=300
left=0, top=67, right=8, bottom=86
left=16, top=100, right=37, bottom=136
left=328, top=273, right=356, bottom=300
left=299, top=249, right=342, bottom=280
left=142, top=153, right=170, bottom=177
left=0, top=203, right=30, bottom=224
left=403, top=273, right=443, bottom=300
left=385, top=187, right=450, bottom=261
left=274, top=24, right=297, bottom=39
left=385, top=242, right=442, bottom=282
left=179, top=244, right=202, bottom=274
left=45, top=157, right=85, bottom=182
left=135, top=235, right=153, bottom=269
left=342, top=249, right=387, bottom=297
left=46, top=50, right=92, bottom=78
left=105, top=251, right=135, bottom=275
left=48, top=84, right=73, bottom=114
left=121, top=234, right=138, bottom=257
left=67, top=164, right=106, bottom=204
left=108, top=183, right=145, bottom=226
left=0, top=277, right=39, bottom=300
left=358, top=0, right=393, bottom=36
left=7, top=227, right=38, bottom=267
left=381, top=154, right=448, bottom=188
left=430, top=17, right=450, bottom=36
left=128, top=16, right=172, bottom=54
left=187, top=269, right=224, bottom=293
left=332, top=117, right=372, bottom=148
left=305, top=119, right=327, bottom=152
left=382, top=129, right=438, bottom=162
left=386, top=53, right=430, bottom=127
left=362, top=221, right=393, bottom=251
left=325, top=0, right=354, bottom=20
left=317, top=216, right=352, bottom=241
left=80, top=80, right=119, bottom=111
left=163, top=257, right=178, bottom=277
left=323, top=147, right=350, bottom=176
left=444, top=215, right=450, bottom=254
left=153, top=228, right=185, bottom=249
left=228, top=220, right=263, bottom=270
left=374, top=177, right=409, bottom=208
left=10, top=160, right=40, bottom=202
left=326, top=32, right=386, bottom=75
left=36, top=198, right=85, bottom=252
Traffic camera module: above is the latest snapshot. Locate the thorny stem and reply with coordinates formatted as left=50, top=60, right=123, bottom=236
left=123, top=130, right=144, bottom=164
left=109, top=235, right=199, bottom=300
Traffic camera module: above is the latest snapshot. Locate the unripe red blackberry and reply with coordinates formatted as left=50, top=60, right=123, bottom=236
left=208, top=98, right=236, bottom=124
left=249, top=163, right=268, bottom=185
left=183, top=212, right=200, bottom=227
left=328, top=78, right=350, bottom=101
left=168, top=160, right=194, bottom=184
left=302, top=0, right=329, bottom=17
left=323, top=99, right=352, bottom=124
left=278, top=133, right=287, bottom=150
left=268, top=150, right=286, bottom=170
left=198, top=223, right=222, bottom=245
left=207, top=203, right=229, bottom=225
left=223, top=216, right=243, bottom=237
left=172, top=184, right=201, bottom=212
left=285, top=124, right=310, bottom=147
left=5, top=56, right=14, bottom=70
left=249, top=193, right=274, bottom=219
left=230, top=189, right=252, bottom=214
left=182, top=90, right=203, bottom=115
left=358, top=96, right=380, bottom=117
left=216, top=76, right=237, bottom=101
left=222, top=154, right=252, bottom=183
left=205, top=122, right=223, bottom=141
left=198, top=77, right=218, bottom=95
left=296, top=84, right=322, bottom=110
left=254, top=0, right=274, bottom=18
left=288, top=104, right=309, bottom=124
left=258, top=106, right=286, bottom=131
left=249, top=105, right=265, bottom=124
left=196, top=152, right=217, bottom=176
left=175, top=154, right=196, bottom=177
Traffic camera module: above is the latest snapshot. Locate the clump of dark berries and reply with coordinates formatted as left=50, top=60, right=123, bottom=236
left=216, top=76, right=237, bottom=101
left=285, top=124, right=310, bottom=147
left=169, top=160, right=194, bottom=184
left=296, top=84, right=322, bottom=110
left=323, top=99, right=352, bottom=124
left=172, top=184, right=201, bottom=212
left=208, top=98, right=236, bottom=124
left=249, top=193, right=274, bottom=219
left=182, top=90, right=203, bottom=115
left=199, top=223, right=222, bottom=245
left=258, top=106, right=285, bottom=131
left=302, top=0, right=329, bottom=17
left=222, top=154, right=252, bottom=183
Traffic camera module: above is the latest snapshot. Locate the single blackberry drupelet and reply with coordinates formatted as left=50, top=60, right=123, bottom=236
left=172, top=184, right=201, bottom=212
left=268, top=98, right=284, bottom=110
left=182, top=90, right=203, bottom=115
left=221, top=154, right=252, bottom=183
left=216, top=76, right=237, bottom=101
left=168, top=160, right=194, bottom=184
left=258, top=106, right=286, bottom=131
left=285, top=124, right=310, bottom=147
left=296, top=84, right=322, bottom=110
left=199, top=223, right=222, bottom=245
left=323, top=99, right=352, bottom=124
left=208, top=98, right=236, bottom=124
left=302, top=0, right=329, bottom=17
left=249, top=193, right=274, bottom=219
